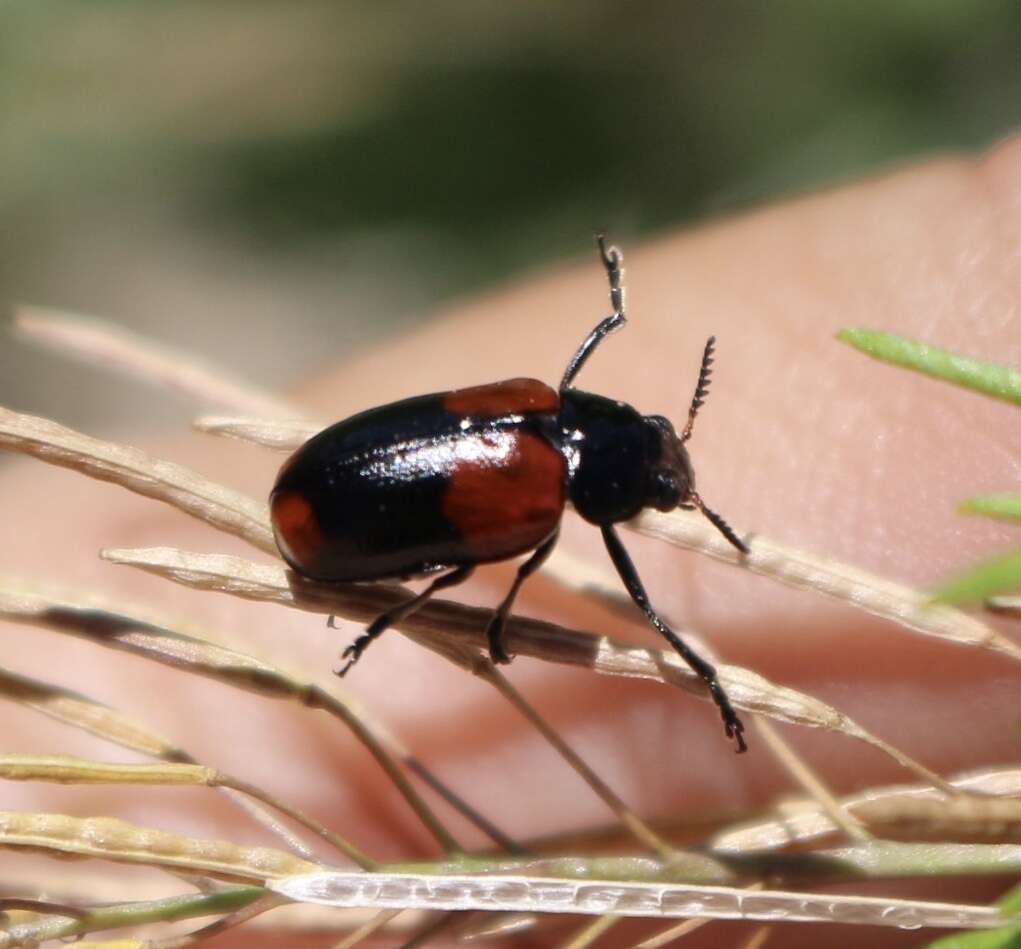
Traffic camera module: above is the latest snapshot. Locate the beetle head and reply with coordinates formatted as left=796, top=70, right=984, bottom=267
left=642, top=414, right=694, bottom=512
left=641, top=413, right=748, bottom=555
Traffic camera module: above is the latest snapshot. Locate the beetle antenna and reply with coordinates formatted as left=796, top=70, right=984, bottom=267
left=690, top=492, right=748, bottom=554
left=682, top=336, right=715, bottom=442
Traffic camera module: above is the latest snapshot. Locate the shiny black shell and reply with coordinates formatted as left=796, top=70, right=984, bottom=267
left=271, top=379, right=566, bottom=581
left=271, top=378, right=675, bottom=583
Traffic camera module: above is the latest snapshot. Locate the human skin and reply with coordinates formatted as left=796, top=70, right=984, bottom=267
left=1, top=135, right=1020, bottom=946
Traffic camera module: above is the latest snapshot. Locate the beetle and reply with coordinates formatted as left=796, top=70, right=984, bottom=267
left=271, top=237, right=750, bottom=751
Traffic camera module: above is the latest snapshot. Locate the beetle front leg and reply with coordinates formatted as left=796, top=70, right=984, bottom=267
left=600, top=524, right=747, bottom=752
left=559, top=235, right=627, bottom=391
left=485, top=531, right=559, bottom=664
left=337, top=565, right=475, bottom=676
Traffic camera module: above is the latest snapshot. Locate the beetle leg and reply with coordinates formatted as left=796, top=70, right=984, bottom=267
left=336, top=565, right=475, bottom=676
left=559, top=235, right=627, bottom=391
left=600, top=525, right=747, bottom=753
left=484, top=530, right=559, bottom=664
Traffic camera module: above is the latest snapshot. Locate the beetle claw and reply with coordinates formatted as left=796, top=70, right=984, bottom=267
left=336, top=639, right=365, bottom=677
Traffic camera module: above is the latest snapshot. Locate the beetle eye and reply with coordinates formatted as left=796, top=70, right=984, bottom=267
left=651, top=472, right=682, bottom=511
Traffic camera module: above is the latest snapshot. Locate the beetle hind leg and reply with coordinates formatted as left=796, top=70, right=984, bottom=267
left=484, top=531, right=559, bottom=665
left=336, top=565, right=475, bottom=676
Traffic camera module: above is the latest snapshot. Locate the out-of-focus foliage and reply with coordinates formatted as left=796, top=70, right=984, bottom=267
left=839, top=329, right=1021, bottom=605
left=3, top=1, right=1021, bottom=427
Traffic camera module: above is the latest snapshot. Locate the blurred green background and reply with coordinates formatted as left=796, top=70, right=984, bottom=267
left=3, top=1, right=1021, bottom=431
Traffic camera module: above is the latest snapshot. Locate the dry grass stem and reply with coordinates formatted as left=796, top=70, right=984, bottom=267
left=559, top=913, right=621, bottom=948
left=0, top=583, right=462, bottom=854
left=1, top=864, right=416, bottom=938
left=0, top=407, right=276, bottom=554
left=753, top=716, right=870, bottom=841
left=400, top=910, right=461, bottom=946
left=852, top=795, right=1021, bottom=844
left=740, top=925, right=774, bottom=949
left=14, top=307, right=297, bottom=418
left=632, top=509, right=1021, bottom=662
left=633, top=914, right=713, bottom=947
left=987, top=595, right=1021, bottom=616
left=403, top=755, right=524, bottom=854
left=0, top=810, right=318, bottom=881
left=1, top=314, right=1013, bottom=942
left=712, top=767, right=1021, bottom=852
left=0, top=664, right=185, bottom=760
left=457, top=912, right=539, bottom=940
left=0, top=397, right=959, bottom=787
left=268, top=867, right=1015, bottom=929
left=193, top=415, right=319, bottom=451
left=0, top=641, right=329, bottom=861
left=0, top=754, right=373, bottom=866
left=478, top=663, right=676, bottom=859
left=543, top=547, right=632, bottom=614
left=63, top=942, right=147, bottom=949
left=330, top=908, right=404, bottom=949
left=98, top=546, right=953, bottom=789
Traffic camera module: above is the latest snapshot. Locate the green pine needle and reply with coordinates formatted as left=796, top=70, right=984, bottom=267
left=959, top=494, right=1021, bottom=522
left=1001, top=883, right=1021, bottom=917
left=931, top=547, right=1021, bottom=606
left=837, top=328, right=1021, bottom=407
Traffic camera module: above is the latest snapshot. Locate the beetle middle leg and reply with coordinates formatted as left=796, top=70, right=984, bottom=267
left=600, top=524, right=747, bottom=753
left=560, top=235, right=628, bottom=391
left=484, top=530, right=559, bottom=664
left=337, top=565, right=475, bottom=676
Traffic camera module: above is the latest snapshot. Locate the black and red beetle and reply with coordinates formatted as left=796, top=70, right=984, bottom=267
left=271, top=237, right=750, bottom=751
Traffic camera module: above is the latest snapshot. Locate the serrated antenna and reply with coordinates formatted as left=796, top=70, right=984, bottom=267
left=682, top=335, right=715, bottom=442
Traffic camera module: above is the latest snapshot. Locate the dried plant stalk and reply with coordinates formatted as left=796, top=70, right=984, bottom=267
left=634, top=915, right=714, bottom=948
left=712, top=768, right=1021, bottom=852
left=0, top=754, right=374, bottom=868
left=330, top=909, right=405, bottom=949
left=0, top=665, right=185, bottom=760
left=0, top=584, right=462, bottom=854
left=0, top=400, right=968, bottom=791
left=193, top=416, right=318, bottom=451
left=0, top=407, right=275, bottom=554
left=854, top=795, right=1021, bottom=844
left=560, top=913, right=621, bottom=948
left=15, top=307, right=297, bottom=418
left=268, top=867, right=1016, bottom=930
left=477, top=664, right=675, bottom=859
left=0, top=810, right=318, bottom=881
left=3, top=311, right=1014, bottom=943
left=752, top=716, right=869, bottom=841
left=99, top=546, right=952, bottom=789
left=632, top=509, right=1021, bottom=661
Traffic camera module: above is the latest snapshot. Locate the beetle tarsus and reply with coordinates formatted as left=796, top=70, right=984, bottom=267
left=728, top=718, right=748, bottom=754
left=333, top=565, right=476, bottom=676
left=336, top=638, right=368, bottom=677
left=483, top=532, right=560, bottom=666
left=486, top=635, right=512, bottom=665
